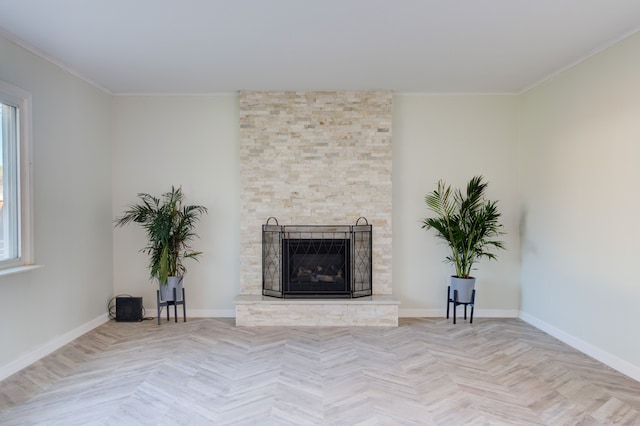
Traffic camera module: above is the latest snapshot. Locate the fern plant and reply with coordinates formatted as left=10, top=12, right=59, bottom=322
left=114, top=186, right=208, bottom=285
left=422, top=176, right=505, bottom=278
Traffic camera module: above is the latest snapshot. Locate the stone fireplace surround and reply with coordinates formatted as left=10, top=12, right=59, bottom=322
left=235, top=91, right=398, bottom=326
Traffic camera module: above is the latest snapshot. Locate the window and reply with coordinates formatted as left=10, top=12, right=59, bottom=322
left=0, top=80, right=33, bottom=270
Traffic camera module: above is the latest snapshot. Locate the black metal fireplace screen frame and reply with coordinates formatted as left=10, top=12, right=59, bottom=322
left=262, top=217, right=372, bottom=298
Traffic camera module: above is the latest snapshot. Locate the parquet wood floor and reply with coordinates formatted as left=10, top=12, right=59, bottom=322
left=1, top=317, right=639, bottom=425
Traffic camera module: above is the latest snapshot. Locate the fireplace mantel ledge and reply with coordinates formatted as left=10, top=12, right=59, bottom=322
left=234, top=294, right=400, bottom=327
left=234, top=294, right=400, bottom=305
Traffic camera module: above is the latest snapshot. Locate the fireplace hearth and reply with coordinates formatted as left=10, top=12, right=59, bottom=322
left=263, top=218, right=372, bottom=298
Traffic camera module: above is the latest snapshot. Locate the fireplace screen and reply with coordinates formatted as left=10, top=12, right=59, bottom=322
left=262, top=218, right=372, bottom=298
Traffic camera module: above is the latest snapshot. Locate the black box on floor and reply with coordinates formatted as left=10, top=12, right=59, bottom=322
left=116, top=297, right=143, bottom=322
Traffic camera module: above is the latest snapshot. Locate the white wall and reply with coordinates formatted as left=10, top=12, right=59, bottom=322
left=519, top=32, right=640, bottom=372
left=111, top=95, right=239, bottom=315
left=111, top=93, right=523, bottom=319
left=0, top=36, right=113, bottom=374
left=393, top=95, right=521, bottom=315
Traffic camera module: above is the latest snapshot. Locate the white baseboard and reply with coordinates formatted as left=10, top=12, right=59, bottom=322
left=475, top=309, right=520, bottom=318
left=191, top=308, right=519, bottom=319
left=520, top=311, right=640, bottom=382
left=0, top=313, right=109, bottom=382
left=399, top=308, right=520, bottom=318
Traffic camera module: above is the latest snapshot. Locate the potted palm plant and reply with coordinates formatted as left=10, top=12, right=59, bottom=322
left=114, top=186, right=208, bottom=302
left=422, top=175, right=505, bottom=303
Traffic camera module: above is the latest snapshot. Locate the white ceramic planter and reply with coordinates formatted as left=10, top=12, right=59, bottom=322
left=159, top=276, right=184, bottom=302
left=450, top=276, right=475, bottom=303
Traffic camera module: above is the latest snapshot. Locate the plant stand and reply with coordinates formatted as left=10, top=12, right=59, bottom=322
left=446, top=286, right=475, bottom=324
left=156, top=288, right=186, bottom=325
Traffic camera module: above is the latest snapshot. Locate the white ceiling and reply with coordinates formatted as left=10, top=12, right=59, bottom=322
left=1, top=0, right=639, bottom=95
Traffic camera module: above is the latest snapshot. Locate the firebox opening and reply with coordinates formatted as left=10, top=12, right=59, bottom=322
left=283, top=239, right=350, bottom=297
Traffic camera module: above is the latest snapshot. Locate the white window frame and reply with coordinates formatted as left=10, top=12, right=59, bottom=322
left=0, top=80, right=34, bottom=271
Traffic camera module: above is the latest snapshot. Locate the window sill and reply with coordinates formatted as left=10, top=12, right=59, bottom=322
left=0, top=264, right=44, bottom=277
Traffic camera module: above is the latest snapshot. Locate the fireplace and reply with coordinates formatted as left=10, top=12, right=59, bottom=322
left=262, top=218, right=372, bottom=298
left=283, top=238, right=350, bottom=296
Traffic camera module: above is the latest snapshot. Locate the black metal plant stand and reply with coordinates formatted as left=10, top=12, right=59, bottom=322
left=156, top=288, right=186, bottom=325
left=446, top=286, right=475, bottom=324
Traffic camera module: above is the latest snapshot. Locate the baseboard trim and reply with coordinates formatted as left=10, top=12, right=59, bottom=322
left=0, top=313, right=109, bottom=382
left=520, top=311, right=640, bottom=382
left=399, top=308, right=520, bottom=318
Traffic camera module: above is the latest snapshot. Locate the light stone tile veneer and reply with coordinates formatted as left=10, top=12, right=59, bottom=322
left=239, top=91, right=393, bottom=297
left=234, top=295, right=400, bottom=327
left=238, top=91, right=394, bottom=326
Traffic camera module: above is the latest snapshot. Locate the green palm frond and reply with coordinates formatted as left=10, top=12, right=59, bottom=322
left=422, top=176, right=505, bottom=278
left=115, top=186, right=208, bottom=285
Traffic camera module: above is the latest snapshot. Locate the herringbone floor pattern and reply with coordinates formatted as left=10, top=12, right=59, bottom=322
left=1, top=317, right=639, bottom=425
